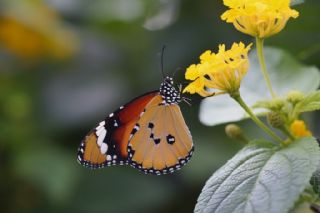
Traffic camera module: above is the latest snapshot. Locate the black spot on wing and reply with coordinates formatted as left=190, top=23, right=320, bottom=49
left=148, top=130, right=160, bottom=145
left=154, top=138, right=161, bottom=145
left=166, top=134, right=175, bottom=145
left=148, top=122, right=154, bottom=129
left=130, top=124, right=140, bottom=135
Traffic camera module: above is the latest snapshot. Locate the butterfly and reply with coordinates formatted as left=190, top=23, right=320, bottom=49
left=77, top=76, right=194, bottom=175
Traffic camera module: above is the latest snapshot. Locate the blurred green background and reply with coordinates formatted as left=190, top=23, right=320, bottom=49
left=1, top=0, right=320, bottom=212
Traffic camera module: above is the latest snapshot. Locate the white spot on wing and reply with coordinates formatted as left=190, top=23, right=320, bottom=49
left=97, top=129, right=106, bottom=146
left=134, top=125, right=140, bottom=131
left=96, top=126, right=105, bottom=136
left=106, top=155, right=112, bottom=161
left=100, top=143, right=108, bottom=154
left=96, top=125, right=103, bottom=131
left=96, top=121, right=105, bottom=131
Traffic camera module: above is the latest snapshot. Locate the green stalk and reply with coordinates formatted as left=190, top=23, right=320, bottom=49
left=255, top=37, right=277, bottom=99
left=280, top=126, right=295, bottom=141
left=231, top=92, right=283, bottom=144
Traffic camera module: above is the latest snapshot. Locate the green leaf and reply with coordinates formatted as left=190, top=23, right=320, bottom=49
left=252, top=98, right=286, bottom=111
left=200, top=47, right=320, bottom=126
left=310, top=171, right=320, bottom=196
left=295, top=91, right=320, bottom=113
left=310, top=138, right=320, bottom=196
left=195, top=137, right=320, bottom=213
left=290, top=202, right=314, bottom=213
left=252, top=100, right=275, bottom=109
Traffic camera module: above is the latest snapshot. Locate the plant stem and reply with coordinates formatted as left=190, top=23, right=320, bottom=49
left=231, top=92, right=283, bottom=144
left=255, top=37, right=277, bottom=99
left=280, top=126, right=295, bottom=141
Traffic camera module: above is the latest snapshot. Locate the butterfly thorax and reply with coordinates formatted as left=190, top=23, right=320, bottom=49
left=159, top=76, right=181, bottom=105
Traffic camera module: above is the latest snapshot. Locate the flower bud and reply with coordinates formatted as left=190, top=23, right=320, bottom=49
left=267, top=112, right=285, bottom=128
left=225, top=124, right=247, bottom=143
left=269, top=98, right=285, bottom=111
left=286, top=91, right=304, bottom=104
left=290, top=120, right=311, bottom=137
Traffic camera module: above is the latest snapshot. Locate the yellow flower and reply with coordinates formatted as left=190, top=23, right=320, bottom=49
left=0, top=2, right=78, bottom=60
left=221, top=0, right=299, bottom=38
left=290, top=120, right=312, bottom=137
left=183, top=42, right=252, bottom=97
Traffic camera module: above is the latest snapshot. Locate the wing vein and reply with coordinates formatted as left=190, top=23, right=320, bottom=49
left=168, top=107, right=190, bottom=152
left=164, top=106, right=181, bottom=163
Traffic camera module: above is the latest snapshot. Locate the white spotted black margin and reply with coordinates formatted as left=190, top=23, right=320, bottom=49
left=127, top=145, right=194, bottom=175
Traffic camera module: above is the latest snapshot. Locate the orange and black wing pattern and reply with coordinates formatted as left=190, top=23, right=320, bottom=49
left=127, top=95, right=194, bottom=175
left=77, top=76, right=194, bottom=175
left=77, top=91, right=158, bottom=169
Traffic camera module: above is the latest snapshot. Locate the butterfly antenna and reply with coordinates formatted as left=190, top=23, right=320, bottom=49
left=172, top=67, right=182, bottom=79
left=182, top=97, right=192, bottom=106
left=178, top=83, right=182, bottom=92
left=160, top=45, right=166, bottom=79
left=177, top=83, right=192, bottom=106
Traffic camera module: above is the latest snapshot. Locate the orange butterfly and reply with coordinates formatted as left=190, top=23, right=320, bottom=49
left=77, top=76, right=194, bottom=175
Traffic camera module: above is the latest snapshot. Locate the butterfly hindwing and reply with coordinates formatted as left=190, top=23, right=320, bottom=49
left=77, top=91, right=159, bottom=169
left=127, top=95, right=194, bottom=175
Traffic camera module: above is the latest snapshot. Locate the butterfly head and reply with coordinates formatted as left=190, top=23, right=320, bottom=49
left=160, top=76, right=182, bottom=105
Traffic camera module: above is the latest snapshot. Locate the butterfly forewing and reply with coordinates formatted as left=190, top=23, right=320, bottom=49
left=77, top=91, right=158, bottom=169
left=127, top=95, right=194, bottom=175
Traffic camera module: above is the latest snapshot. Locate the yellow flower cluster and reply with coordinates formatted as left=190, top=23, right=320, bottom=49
left=0, top=2, right=78, bottom=60
left=183, top=42, right=252, bottom=97
left=221, top=0, right=299, bottom=38
left=290, top=120, right=312, bottom=138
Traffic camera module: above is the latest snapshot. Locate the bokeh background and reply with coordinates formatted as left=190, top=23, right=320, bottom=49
left=1, top=0, right=320, bottom=212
